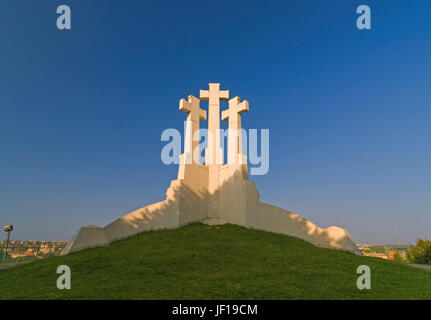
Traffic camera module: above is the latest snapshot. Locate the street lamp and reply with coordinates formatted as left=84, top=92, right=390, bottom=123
left=2, top=225, right=13, bottom=263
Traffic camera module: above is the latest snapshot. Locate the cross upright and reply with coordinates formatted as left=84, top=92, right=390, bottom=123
left=200, top=83, right=229, bottom=166
left=179, top=95, right=206, bottom=164
left=222, top=96, right=249, bottom=164
left=200, top=83, right=229, bottom=106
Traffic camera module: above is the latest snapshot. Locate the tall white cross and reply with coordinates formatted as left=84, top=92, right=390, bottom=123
left=200, top=83, right=229, bottom=166
left=222, top=96, right=249, bottom=164
left=179, top=95, right=206, bottom=164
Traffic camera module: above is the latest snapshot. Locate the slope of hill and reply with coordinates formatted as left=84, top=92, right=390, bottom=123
left=1, top=223, right=430, bottom=299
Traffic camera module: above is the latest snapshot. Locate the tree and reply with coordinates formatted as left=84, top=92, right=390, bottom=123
left=408, top=239, right=431, bottom=265
left=392, top=252, right=404, bottom=263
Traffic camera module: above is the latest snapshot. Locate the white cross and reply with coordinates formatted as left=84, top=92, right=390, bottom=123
left=200, top=83, right=229, bottom=105
left=200, top=83, right=229, bottom=167
left=179, top=95, right=206, bottom=164
left=179, top=94, right=207, bottom=123
left=222, top=96, right=249, bottom=164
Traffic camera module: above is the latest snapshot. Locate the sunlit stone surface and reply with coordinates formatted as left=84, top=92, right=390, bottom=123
left=64, top=83, right=360, bottom=255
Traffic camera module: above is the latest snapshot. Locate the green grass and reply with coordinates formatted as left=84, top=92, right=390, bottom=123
left=1, top=223, right=430, bottom=299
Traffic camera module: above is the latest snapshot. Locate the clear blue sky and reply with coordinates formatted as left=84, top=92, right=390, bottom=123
left=1, top=0, right=430, bottom=244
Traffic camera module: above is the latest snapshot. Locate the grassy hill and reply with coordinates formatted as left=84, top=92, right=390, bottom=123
left=1, top=223, right=430, bottom=299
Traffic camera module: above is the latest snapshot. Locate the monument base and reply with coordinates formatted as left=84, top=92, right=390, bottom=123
left=64, top=83, right=360, bottom=256
left=63, top=170, right=361, bottom=255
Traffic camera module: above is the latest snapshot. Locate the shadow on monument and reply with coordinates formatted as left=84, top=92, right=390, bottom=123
left=65, top=166, right=360, bottom=255
left=64, top=83, right=359, bottom=255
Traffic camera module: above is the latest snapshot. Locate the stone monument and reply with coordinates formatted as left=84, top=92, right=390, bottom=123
left=63, top=83, right=360, bottom=255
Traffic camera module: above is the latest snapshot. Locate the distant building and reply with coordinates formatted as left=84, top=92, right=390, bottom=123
left=25, top=248, right=36, bottom=256
left=358, top=244, right=409, bottom=261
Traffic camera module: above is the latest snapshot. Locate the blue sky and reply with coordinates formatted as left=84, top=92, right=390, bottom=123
left=0, top=0, right=430, bottom=243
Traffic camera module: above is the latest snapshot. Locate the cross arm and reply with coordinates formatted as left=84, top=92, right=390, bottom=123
left=200, top=90, right=209, bottom=100
left=237, top=99, right=249, bottom=114
left=179, top=94, right=200, bottom=112
left=221, top=109, right=229, bottom=121
left=228, top=96, right=249, bottom=114
left=199, top=108, right=207, bottom=121
left=179, top=95, right=206, bottom=121
left=219, top=90, right=229, bottom=100
left=179, top=98, right=191, bottom=113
